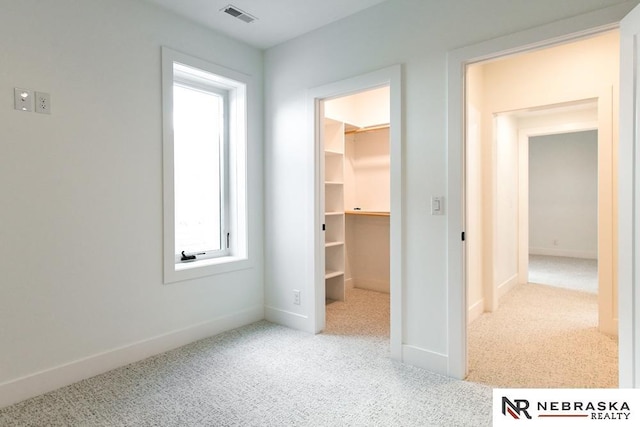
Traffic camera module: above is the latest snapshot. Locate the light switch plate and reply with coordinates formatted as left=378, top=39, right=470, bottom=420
left=14, top=88, right=33, bottom=112
left=431, top=196, right=444, bottom=215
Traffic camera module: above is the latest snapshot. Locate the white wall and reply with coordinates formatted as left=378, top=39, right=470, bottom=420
left=348, top=129, right=390, bottom=212
left=529, top=131, right=599, bottom=258
left=325, top=86, right=390, bottom=128
left=466, top=65, right=485, bottom=322
left=264, top=0, right=637, bottom=372
left=494, top=115, right=520, bottom=293
left=0, top=0, right=264, bottom=407
left=482, top=31, right=620, bottom=113
left=346, top=215, right=391, bottom=293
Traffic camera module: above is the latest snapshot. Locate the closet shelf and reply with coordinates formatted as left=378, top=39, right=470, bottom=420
left=345, top=210, right=390, bottom=217
left=325, top=181, right=343, bottom=185
left=325, top=150, right=343, bottom=156
left=325, top=241, right=344, bottom=248
left=344, top=123, right=390, bottom=135
left=325, top=211, right=344, bottom=216
left=325, top=270, right=344, bottom=279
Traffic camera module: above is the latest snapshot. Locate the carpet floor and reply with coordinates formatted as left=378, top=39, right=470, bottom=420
left=0, top=289, right=492, bottom=426
left=529, top=255, right=598, bottom=293
left=325, top=287, right=390, bottom=338
left=467, top=283, right=618, bottom=388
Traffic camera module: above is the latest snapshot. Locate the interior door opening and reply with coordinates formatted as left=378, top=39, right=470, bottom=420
left=464, top=30, right=619, bottom=388
left=319, top=87, right=392, bottom=338
left=528, top=129, right=599, bottom=295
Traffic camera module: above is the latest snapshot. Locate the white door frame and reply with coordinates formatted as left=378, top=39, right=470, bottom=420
left=619, top=2, right=640, bottom=388
left=447, top=4, right=633, bottom=381
left=307, top=65, right=403, bottom=359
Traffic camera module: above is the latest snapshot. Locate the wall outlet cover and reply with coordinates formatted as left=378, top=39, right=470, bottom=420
left=35, top=91, right=51, bottom=114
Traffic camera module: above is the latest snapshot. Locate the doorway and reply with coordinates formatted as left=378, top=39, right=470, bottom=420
left=528, top=129, right=599, bottom=294
left=320, top=87, right=391, bottom=337
left=463, top=32, right=619, bottom=387
left=308, top=65, right=402, bottom=359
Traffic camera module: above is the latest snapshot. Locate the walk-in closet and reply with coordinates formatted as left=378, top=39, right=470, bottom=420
left=322, top=86, right=391, bottom=336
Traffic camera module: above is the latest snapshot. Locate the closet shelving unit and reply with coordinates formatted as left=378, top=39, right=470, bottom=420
left=324, top=119, right=391, bottom=301
left=324, top=118, right=347, bottom=301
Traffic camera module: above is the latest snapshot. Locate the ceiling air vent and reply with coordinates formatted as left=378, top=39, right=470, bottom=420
left=221, top=5, right=257, bottom=23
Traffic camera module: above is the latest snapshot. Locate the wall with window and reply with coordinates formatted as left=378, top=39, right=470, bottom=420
left=0, top=0, right=263, bottom=406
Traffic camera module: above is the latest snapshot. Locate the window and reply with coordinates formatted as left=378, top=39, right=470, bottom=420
left=162, top=47, right=249, bottom=283
left=173, top=70, right=228, bottom=260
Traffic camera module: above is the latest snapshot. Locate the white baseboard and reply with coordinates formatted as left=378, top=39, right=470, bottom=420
left=0, top=305, right=264, bottom=409
left=497, top=274, right=518, bottom=299
left=265, top=305, right=311, bottom=332
left=529, top=247, right=597, bottom=259
left=468, top=299, right=484, bottom=324
left=600, top=317, right=618, bottom=337
left=345, top=278, right=355, bottom=290
left=354, top=279, right=390, bottom=293
left=402, top=344, right=448, bottom=376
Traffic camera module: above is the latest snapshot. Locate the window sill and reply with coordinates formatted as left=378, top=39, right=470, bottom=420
left=164, top=255, right=251, bottom=284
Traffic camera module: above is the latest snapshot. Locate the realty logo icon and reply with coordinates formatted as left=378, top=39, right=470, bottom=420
left=502, top=397, right=532, bottom=420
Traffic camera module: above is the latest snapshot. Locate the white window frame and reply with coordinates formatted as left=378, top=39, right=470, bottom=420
left=162, top=47, right=250, bottom=283
left=173, top=74, right=229, bottom=262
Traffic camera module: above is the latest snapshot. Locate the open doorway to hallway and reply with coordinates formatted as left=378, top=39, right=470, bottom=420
left=528, top=130, right=599, bottom=294
left=464, top=31, right=619, bottom=388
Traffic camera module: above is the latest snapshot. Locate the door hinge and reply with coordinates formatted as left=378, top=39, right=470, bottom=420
left=461, top=231, right=465, bottom=241
left=226, top=232, right=230, bottom=249
left=322, top=224, right=326, bottom=231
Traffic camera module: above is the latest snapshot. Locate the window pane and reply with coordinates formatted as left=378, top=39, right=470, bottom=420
left=173, top=84, right=223, bottom=254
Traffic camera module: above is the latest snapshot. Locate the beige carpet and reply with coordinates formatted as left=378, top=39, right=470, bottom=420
left=467, top=283, right=618, bottom=388
left=1, top=292, right=493, bottom=426
left=529, top=255, right=598, bottom=293
left=325, top=287, right=390, bottom=338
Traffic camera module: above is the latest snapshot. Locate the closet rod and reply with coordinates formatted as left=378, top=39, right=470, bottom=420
left=344, top=123, right=390, bottom=135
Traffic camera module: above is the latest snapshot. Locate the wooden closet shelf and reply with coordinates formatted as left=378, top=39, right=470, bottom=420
left=325, top=241, right=344, bottom=248
left=325, top=270, right=344, bottom=279
left=345, top=210, right=390, bottom=217
left=325, top=150, right=343, bottom=156
left=344, top=123, right=390, bottom=135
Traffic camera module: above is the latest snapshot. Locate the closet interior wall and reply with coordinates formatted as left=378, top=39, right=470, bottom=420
left=345, top=127, right=390, bottom=294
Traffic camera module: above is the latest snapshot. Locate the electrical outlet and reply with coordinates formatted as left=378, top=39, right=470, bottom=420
left=35, top=91, right=51, bottom=114
left=14, top=88, right=33, bottom=112
left=293, top=290, right=301, bottom=305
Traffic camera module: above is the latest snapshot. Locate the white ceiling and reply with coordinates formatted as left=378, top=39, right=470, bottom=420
left=143, top=0, right=388, bottom=49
